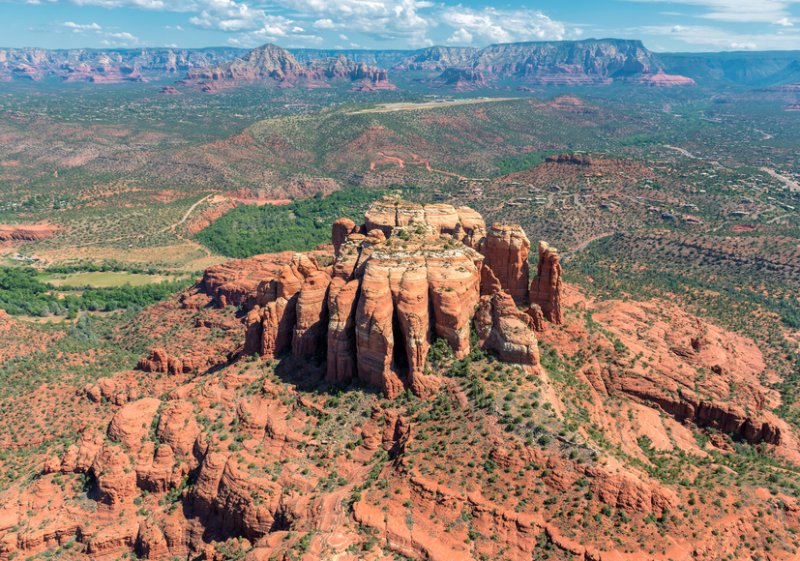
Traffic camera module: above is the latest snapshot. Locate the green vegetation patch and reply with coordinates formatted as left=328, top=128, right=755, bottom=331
left=42, top=271, right=179, bottom=288
left=495, top=150, right=560, bottom=175
left=195, top=187, right=385, bottom=258
left=0, top=267, right=187, bottom=318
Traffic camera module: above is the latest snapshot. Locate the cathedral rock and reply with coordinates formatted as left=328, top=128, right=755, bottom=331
left=201, top=196, right=564, bottom=398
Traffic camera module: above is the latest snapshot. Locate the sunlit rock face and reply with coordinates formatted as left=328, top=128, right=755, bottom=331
left=206, top=196, right=562, bottom=398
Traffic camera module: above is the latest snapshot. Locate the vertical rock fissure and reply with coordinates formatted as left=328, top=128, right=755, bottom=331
left=391, top=302, right=409, bottom=378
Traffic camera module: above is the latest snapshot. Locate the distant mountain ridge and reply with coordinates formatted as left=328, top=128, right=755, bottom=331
left=1, top=40, right=798, bottom=89
left=0, top=46, right=245, bottom=83
left=428, top=39, right=685, bottom=85
left=657, top=50, right=800, bottom=87
left=182, top=44, right=395, bottom=91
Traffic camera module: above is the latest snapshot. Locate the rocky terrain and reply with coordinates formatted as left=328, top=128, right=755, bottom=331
left=182, top=44, right=395, bottom=91
left=11, top=39, right=797, bottom=88
left=453, top=39, right=693, bottom=86
left=0, top=46, right=244, bottom=83
left=395, top=46, right=478, bottom=71
left=1, top=197, right=799, bottom=561
left=204, top=197, right=560, bottom=397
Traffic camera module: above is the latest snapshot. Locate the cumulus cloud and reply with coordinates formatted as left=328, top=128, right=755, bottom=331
left=18, top=0, right=579, bottom=49
left=441, top=7, right=567, bottom=44
left=312, top=18, right=337, bottom=29
left=277, top=0, right=434, bottom=45
left=62, top=21, right=102, bottom=31
left=58, top=19, right=139, bottom=44
left=446, top=27, right=473, bottom=45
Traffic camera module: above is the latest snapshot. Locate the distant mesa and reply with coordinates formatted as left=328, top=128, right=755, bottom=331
left=201, top=196, right=563, bottom=398
left=425, top=39, right=695, bottom=87
left=436, top=67, right=487, bottom=90
left=395, top=46, right=479, bottom=71
left=182, top=44, right=397, bottom=92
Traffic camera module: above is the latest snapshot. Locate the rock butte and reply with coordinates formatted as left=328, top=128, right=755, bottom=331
left=202, top=196, right=563, bottom=398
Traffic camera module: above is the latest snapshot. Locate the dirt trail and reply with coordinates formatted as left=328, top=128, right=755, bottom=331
left=160, top=193, right=217, bottom=234
left=372, top=151, right=488, bottom=182
left=662, top=145, right=698, bottom=159
left=761, top=166, right=800, bottom=193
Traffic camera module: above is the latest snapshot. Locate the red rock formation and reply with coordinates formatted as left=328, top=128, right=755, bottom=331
left=325, top=277, right=360, bottom=383
left=331, top=217, right=357, bottom=254
left=475, top=291, right=539, bottom=365
left=526, top=303, right=546, bottom=331
left=633, top=69, right=696, bottom=87
left=156, top=400, right=200, bottom=455
left=135, top=519, right=169, bottom=559
left=292, top=270, right=330, bottom=359
left=482, top=223, right=531, bottom=302
left=363, top=197, right=486, bottom=244
left=529, top=241, right=563, bottom=324
left=91, top=445, right=137, bottom=506
left=0, top=223, right=58, bottom=243
left=206, top=197, right=555, bottom=397
left=107, top=398, right=161, bottom=450
left=545, top=153, right=593, bottom=166
left=137, top=348, right=192, bottom=375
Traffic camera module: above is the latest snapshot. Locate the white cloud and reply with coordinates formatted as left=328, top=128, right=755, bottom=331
left=276, top=0, right=434, bottom=45
left=19, top=0, right=574, bottom=49
left=441, top=7, right=567, bottom=44
left=312, top=18, right=337, bottom=29
left=446, top=27, right=473, bottom=45
left=62, top=21, right=102, bottom=31
left=57, top=19, right=140, bottom=44
left=627, top=0, right=800, bottom=24
left=775, top=16, right=794, bottom=25
left=639, top=22, right=800, bottom=50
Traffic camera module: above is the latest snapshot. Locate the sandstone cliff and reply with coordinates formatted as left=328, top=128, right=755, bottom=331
left=203, top=196, right=561, bottom=398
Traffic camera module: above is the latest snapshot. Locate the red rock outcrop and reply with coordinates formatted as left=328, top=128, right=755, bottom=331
left=91, top=445, right=137, bottom=506
left=529, top=241, right=563, bottom=324
left=331, top=217, right=357, bottom=254
left=325, top=277, right=360, bottom=383
left=545, top=153, right=593, bottom=166
left=475, top=291, right=539, bottom=365
left=203, top=197, right=559, bottom=397
left=292, top=270, right=330, bottom=359
left=107, top=398, right=161, bottom=450
left=482, top=223, right=530, bottom=302
left=363, top=198, right=486, bottom=246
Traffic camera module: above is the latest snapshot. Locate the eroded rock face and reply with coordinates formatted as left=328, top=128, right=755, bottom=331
left=475, top=291, right=539, bottom=365
left=292, top=270, right=330, bottom=359
left=483, top=223, right=531, bottom=302
left=363, top=198, right=486, bottom=246
left=354, top=224, right=482, bottom=397
left=529, top=241, right=564, bottom=324
left=205, top=197, right=558, bottom=397
left=331, top=217, right=357, bottom=255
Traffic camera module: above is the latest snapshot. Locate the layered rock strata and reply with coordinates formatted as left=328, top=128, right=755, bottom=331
left=529, top=241, right=564, bottom=324
left=202, top=197, right=563, bottom=398
left=483, top=223, right=531, bottom=302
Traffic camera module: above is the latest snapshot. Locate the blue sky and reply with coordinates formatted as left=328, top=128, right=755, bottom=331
left=1, top=0, right=799, bottom=51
